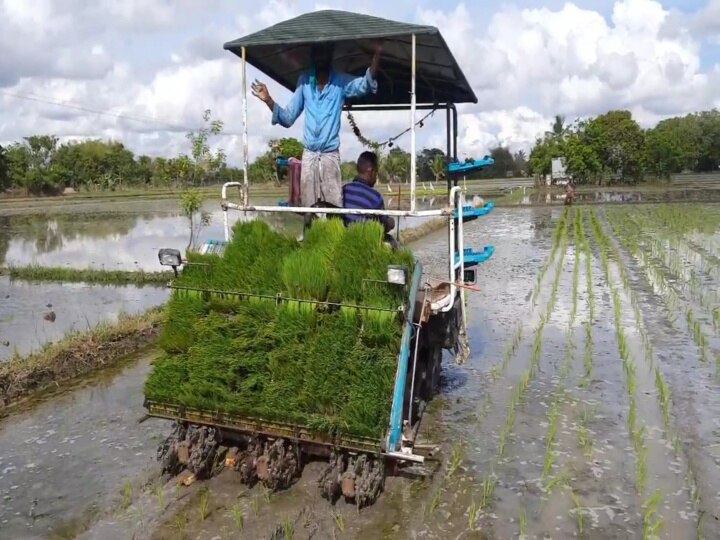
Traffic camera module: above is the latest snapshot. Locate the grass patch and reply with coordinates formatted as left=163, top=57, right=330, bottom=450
left=0, top=308, right=163, bottom=411
left=1, top=265, right=173, bottom=286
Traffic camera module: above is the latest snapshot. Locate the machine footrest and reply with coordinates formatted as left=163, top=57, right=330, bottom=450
left=454, top=201, right=494, bottom=222
left=455, top=246, right=494, bottom=268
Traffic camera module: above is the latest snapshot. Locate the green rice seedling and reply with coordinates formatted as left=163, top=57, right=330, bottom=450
left=578, top=410, right=593, bottom=458
left=468, top=497, right=480, bottom=530
left=122, top=480, right=132, bottom=509
left=145, top=219, right=411, bottom=439
left=544, top=473, right=567, bottom=493
left=333, top=511, right=345, bottom=532
left=199, top=489, right=210, bottom=521
left=519, top=507, right=528, bottom=537
left=172, top=514, right=188, bottom=535
left=263, top=486, right=272, bottom=503
left=283, top=517, right=294, bottom=540
left=567, top=487, right=584, bottom=534
left=153, top=486, right=165, bottom=511
left=480, top=474, right=497, bottom=510
left=654, top=368, right=671, bottom=429
left=229, top=504, right=244, bottom=532
left=429, top=489, right=441, bottom=515
left=643, top=490, right=664, bottom=540
left=447, top=442, right=464, bottom=478
left=498, top=426, right=509, bottom=459
left=252, top=495, right=259, bottom=516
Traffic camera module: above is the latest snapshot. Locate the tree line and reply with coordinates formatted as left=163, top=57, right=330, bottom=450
left=9, top=106, right=716, bottom=195
left=529, top=109, right=720, bottom=184
left=0, top=106, right=532, bottom=196
left=0, top=110, right=245, bottom=195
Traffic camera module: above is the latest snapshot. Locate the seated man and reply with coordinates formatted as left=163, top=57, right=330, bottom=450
left=342, top=151, right=396, bottom=243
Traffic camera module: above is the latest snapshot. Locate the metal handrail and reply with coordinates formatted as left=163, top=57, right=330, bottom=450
left=168, top=284, right=403, bottom=313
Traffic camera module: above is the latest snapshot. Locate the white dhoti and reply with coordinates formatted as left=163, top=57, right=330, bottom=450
left=300, top=149, right=342, bottom=207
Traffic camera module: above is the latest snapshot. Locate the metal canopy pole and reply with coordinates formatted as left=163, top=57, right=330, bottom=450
left=446, top=104, right=452, bottom=193
left=410, top=33, right=417, bottom=213
left=241, top=46, right=249, bottom=207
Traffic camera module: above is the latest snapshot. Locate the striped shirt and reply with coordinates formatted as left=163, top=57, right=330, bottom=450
left=342, top=178, right=388, bottom=226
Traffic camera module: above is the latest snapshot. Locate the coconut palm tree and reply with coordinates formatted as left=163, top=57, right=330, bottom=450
left=429, top=154, right=446, bottom=184
left=381, top=152, right=409, bottom=184
left=546, top=115, right=566, bottom=139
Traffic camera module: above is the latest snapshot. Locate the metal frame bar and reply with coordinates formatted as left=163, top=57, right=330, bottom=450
left=387, top=261, right=423, bottom=452
left=168, top=284, right=403, bottom=313
left=241, top=47, right=249, bottom=207
left=410, top=33, right=417, bottom=213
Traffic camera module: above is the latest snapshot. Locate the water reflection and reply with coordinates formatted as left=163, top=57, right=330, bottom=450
left=0, top=278, right=168, bottom=361
left=1, top=197, right=443, bottom=271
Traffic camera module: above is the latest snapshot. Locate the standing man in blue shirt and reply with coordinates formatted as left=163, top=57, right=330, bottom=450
left=343, top=151, right=395, bottom=236
left=251, top=43, right=381, bottom=208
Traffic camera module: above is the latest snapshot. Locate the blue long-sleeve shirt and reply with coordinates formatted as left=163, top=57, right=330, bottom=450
left=271, top=68, right=378, bottom=153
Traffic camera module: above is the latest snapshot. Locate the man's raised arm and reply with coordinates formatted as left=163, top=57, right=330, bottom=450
left=252, top=77, right=305, bottom=128
left=342, top=45, right=382, bottom=99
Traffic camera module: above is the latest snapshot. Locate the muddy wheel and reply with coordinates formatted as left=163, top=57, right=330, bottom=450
left=355, top=455, right=385, bottom=509
left=256, top=439, right=300, bottom=491
left=157, top=422, right=187, bottom=476
left=186, top=425, right=221, bottom=478
left=318, top=452, right=345, bottom=503
left=234, top=437, right=262, bottom=486
left=420, top=345, right=442, bottom=401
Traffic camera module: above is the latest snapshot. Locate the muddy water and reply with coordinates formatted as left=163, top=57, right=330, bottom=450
left=0, top=198, right=440, bottom=271
left=0, top=278, right=167, bottom=362
left=4, top=202, right=720, bottom=539
left=0, top=349, right=165, bottom=540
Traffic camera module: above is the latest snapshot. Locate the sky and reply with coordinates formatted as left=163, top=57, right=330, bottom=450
left=1, top=0, right=720, bottom=165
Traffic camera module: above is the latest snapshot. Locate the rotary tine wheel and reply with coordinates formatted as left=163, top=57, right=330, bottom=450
left=186, top=425, right=221, bottom=479
left=318, top=452, right=345, bottom=502
left=157, top=421, right=188, bottom=476
left=256, top=439, right=300, bottom=491
left=234, top=437, right=262, bottom=486
left=355, top=456, right=385, bottom=509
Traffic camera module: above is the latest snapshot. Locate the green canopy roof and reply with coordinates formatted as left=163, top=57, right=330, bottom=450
left=223, top=10, right=477, bottom=105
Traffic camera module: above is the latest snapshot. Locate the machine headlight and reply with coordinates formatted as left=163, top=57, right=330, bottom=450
left=158, top=248, right=182, bottom=267
left=386, top=265, right=407, bottom=286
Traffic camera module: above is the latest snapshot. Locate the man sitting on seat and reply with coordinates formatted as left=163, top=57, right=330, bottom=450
left=343, top=151, right=396, bottom=237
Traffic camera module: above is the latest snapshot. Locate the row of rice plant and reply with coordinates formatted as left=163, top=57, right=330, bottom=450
left=498, top=209, right=571, bottom=461
left=490, top=208, right=575, bottom=383
left=588, top=209, right=649, bottom=494
left=633, top=207, right=720, bottom=341
left=145, top=219, right=415, bottom=438
left=531, top=208, right=571, bottom=306
left=600, top=212, right=682, bottom=437
left=631, top=209, right=720, bottom=311
left=608, top=207, right=716, bottom=536
left=608, top=209, right=719, bottom=372
left=542, top=208, right=582, bottom=482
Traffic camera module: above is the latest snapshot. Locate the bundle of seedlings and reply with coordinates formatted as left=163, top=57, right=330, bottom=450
left=145, top=219, right=414, bottom=438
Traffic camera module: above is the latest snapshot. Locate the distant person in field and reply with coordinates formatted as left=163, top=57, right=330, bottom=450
left=343, top=151, right=395, bottom=238
left=251, top=43, right=382, bottom=208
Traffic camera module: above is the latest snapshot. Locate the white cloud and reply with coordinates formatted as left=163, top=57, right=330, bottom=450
left=0, top=0, right=718, bottom=166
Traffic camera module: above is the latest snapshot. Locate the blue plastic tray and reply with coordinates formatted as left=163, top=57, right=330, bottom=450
left=447, top=157, right=495, bottom=175
left=454, top=246, right=494, bottom=268
left=454, top=201, right=494, bottom=222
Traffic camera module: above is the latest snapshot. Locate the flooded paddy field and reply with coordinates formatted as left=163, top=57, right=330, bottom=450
left=2, top=193, right=720, bottom=539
